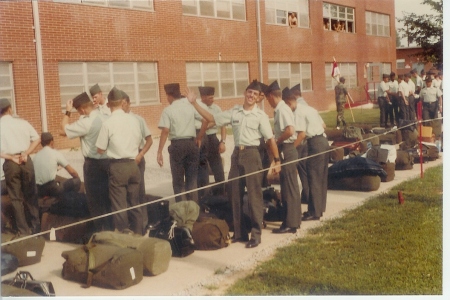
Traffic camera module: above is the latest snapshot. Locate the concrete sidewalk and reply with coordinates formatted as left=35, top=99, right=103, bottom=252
left=1, top=154, right=442, bottom=296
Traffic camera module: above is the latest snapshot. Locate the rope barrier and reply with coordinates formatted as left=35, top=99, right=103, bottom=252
left=1, top=116, right=443, bottom=247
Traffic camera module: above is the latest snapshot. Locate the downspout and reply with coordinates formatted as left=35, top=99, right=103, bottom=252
left=255, top=0, right=264, bottom=110
left=31, top=0, right=48, bottom=132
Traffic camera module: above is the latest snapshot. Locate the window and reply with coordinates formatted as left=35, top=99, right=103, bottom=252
left=186, top=62, right=249, bottom=98
left=365, top=11, right=390, bottom=37
left=0, top=62, right=16, bottom=113
left=58, top=62, right=159, bottom=107
left=54, top=0, right=154, bottom=10
left=323, top=3, right=354, bottom=33
left=268, top=62, right=312, bottom=91
left=325, top=62, right=357, bottom=90
left=366, top=62, right=391, bottom=82
left=396, top=59, right=405, bottom=69
left=182, top=0, right=245, bottom=21
left=265, top=0, right=309, bottom=28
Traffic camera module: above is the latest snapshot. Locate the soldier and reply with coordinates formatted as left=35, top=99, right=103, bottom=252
left=387, top=72, right=400, bottom=126
left=61, top=91, right=113, bottom=232
left=186, top=80, right=281, bottom=249
left=420, top=76, right=443, bottom=122
left=34, top=132, right=81, bottom=199
left=378, top=74, right=391, bottom=128
left=196, top=86, right=226, bottom=197
left=334, top=77, right=348, bottom=129
left=122, top=91, right=153, bottom=229
left=96, top=87, right=144, bottom=235
left=157, top=83, right=202, bottom=203
left=89, top=83, right=111, bottom=116
left=0, top=98, right=41, bottom=235
left=264, top=82, right=301, bottom=234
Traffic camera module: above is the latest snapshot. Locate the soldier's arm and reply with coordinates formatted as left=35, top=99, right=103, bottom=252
left=276, top=125, right=295, bottom=145
left=64, top=164, right=79, bottom=179
left=157, top=128, right=169, bottom=167
left=293, top=131, right=306, bottom=148
left=60, top=99, right=73, bottom=136
left=266, top=138, right=281, bottom=174
left=136, top=135, right=153, bottom=164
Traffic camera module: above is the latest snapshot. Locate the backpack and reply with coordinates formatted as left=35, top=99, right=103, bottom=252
left=192, top=217, right=230, bottom=250
left=343, top=126, right=364, bottom=140
left=61, top=243, right=143, bottom=289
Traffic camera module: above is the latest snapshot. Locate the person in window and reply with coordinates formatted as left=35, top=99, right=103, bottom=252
left=288, top=12, right=297, bottom=28
left=323, top=20, right=330, bottom=30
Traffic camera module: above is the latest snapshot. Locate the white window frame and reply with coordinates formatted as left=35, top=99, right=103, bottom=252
left=323, top=2, right=354, bottom=33
left=365, top=11, right=390, bottom=37
left=186, top=62, right=249, bottom=99
left=0, top=62, right=16, bottom=113
left=396, top=58, right=405, bottom=70
left=325, top=62, right=357, bottom=90
left=268, top=62, right=312, bottom=92
left=58, top=61, right=159, bottom=108
left=54, top=0, right=154, bottom=11
left=265, top=0, right=309, bottom=28
left=182, top=0, right=246, bottom=21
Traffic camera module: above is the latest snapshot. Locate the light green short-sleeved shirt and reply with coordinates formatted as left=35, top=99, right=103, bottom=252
left=64, top=110, right=109, bottom=159
left=33, top=146, right=69, bottom=185
left=130, top=111, right=151, bottom=149
left=214, top=105, right=273, bottom=147
left=420, top=86, right=442, bottom=103
left=274, top=101, right=296, bottom=144
left=158, top=98, right=203, bottom=140
left=294, top=104, right=325, bottom=138
left=199, top=101, right=223, bottom=135
left=0, top=115, right=39, bottom=155
left=96, top=109, right=142, bottom=159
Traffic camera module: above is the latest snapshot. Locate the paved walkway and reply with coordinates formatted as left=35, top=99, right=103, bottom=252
left=1, top=143, right=442, bottom=296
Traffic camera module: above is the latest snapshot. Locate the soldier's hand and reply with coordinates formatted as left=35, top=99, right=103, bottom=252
left=272, top=161, right=281, bottom=174
left=66, top=99, right=74, bottom=112
left=157, top=152, right=163, bottom=167
left=135, top=153, right=143, bottom=165
left=185, top=87, right=197, bottom=104
left=11, top=154, right=21, bottom=165
left=218, top=142, right=226, bottom=153
left=195, top=138, right=202, bottom=148
left=20, top=153, right=28, bottom=164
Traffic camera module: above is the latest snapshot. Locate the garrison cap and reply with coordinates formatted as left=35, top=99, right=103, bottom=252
left=282, top=87, right=295, bottom=101
left=0, top=98, right=11, bottom=111
left=382, top=73, right=389, bottom=79
left=122, top=90, right=130, bottom=101
left=246, top=80, right=261, bottom=92
left=258, top=82, right=269, bottom=95
left=108, top=87, right=125, bottom=102
left=425, top=76, right=433, bottom=82
left=390, top=72, right=396, bottom=77
left=89, top=83, right=102, bottom=97
left=164, top=83, right=181, bottom=96
left=290, top=84, right=301, bottom=93
left=72, top=92, right=91, bottom=109
left=198, top=86, right=215, bottom=96
left=41, top=132, right=54, bottom=144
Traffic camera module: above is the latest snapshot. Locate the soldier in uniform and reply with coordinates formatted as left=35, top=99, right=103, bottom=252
left=334, top=77, right=348, bottom=129
left=157, top=83, right=202, bottom=203
left=0, top=98, right=41, bottom=235
left=263, top=81, right=301, bottom=234
left=420, top=76, right=443, bottom=121
left=186, top=80, right=281, bottom=249
left=387, top=72, right=400, bottom=126
left=196, top=86, right=226, bottom=197
left=378, top=74, right=391, bottom=128
left=122, top=91, right=153, bottom=229
left=34, top=132, right=80, bottom=199
left=90, top=83, right=111, bottom=116
left=61, top=91, right=113, bottom=232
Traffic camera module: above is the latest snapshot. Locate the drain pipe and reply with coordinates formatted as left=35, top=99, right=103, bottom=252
left=255, top=0, right=264, bottom=110
left=31, top=0, right=48, bottom=132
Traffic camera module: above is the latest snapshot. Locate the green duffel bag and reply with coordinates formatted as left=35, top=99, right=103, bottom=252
left=192, top=217, right=230, bottom=250
left=1, top=233, right=45, bottom=267
left=61, top=243, right=143, bottom=290
left=328, top=175, right=381, bottom=192
left=395, top=150, right=414, bottom=170
left=90, top=231, right=171, bottom=276
left=380, top=162, right=395, bottom=182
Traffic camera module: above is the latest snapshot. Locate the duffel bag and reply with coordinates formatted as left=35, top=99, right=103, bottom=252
left=328, top=175, right=381, bottom=192
left=149, top=220, right=195, bottom=258
left=192, top=217, right=230, bottom=250
left=1, top=252, right=19, bottom=276
left=1, top=233, right=45, bottom=267
left=395, top=150, right=414, bottom=170
left=343, top=126, right=364, bottom=140
left=90, top=231, right=171, bottom=276
left=61, top=243, right=143, bottom=289
left=40, top=212, right=94, bottom=244
left=380, top=162, right=395, bottom=182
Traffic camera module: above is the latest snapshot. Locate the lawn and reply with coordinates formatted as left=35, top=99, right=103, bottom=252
left=226, top=165, right=443, bottom=295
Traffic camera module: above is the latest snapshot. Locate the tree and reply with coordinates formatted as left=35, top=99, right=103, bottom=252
left=397, top=0, right=443, bottom=69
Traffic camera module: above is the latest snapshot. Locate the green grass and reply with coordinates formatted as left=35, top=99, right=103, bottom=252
left=226, top=165, right=443, bottom=295
left=319, top=107, right=380, bottom=129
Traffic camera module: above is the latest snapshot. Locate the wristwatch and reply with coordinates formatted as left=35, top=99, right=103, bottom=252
left=274, top=157, right=280, bottom=162
left=65, top=111, right=71, bottom=117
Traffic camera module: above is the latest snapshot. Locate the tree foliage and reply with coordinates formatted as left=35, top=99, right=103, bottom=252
left=397, top=0, right=443, bottom=69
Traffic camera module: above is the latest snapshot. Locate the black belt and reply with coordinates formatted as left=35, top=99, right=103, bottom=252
left=235, top=146, right=258, bottom=151
left=423, top=101, right=436, bottom=105
left=110, top=158, right=134, bottom=163
left=171, top=137, right=194, bottom=143
left=307, top=134, right=324, bottom=140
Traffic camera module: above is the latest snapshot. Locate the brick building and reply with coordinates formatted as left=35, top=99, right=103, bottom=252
left=396, top=46, right=434, bottom=75
left=0, top=0, right=396, bottom=150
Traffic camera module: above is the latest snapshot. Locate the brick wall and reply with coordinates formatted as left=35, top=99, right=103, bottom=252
left=1, top=0, right=396, bottom=150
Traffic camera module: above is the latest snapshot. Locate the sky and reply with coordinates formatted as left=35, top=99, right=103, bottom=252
left=394, top=0, right=439, bottom=46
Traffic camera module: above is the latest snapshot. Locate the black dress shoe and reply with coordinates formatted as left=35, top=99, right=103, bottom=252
left=302, top=215, right=320, bottom=221
left=272, top=227, right=297, bottom=234
left=245, top=239, right=260, bottom=248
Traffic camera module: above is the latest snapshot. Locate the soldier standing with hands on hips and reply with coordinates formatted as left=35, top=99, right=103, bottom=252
left=186, top=80, right=281, bottom=249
